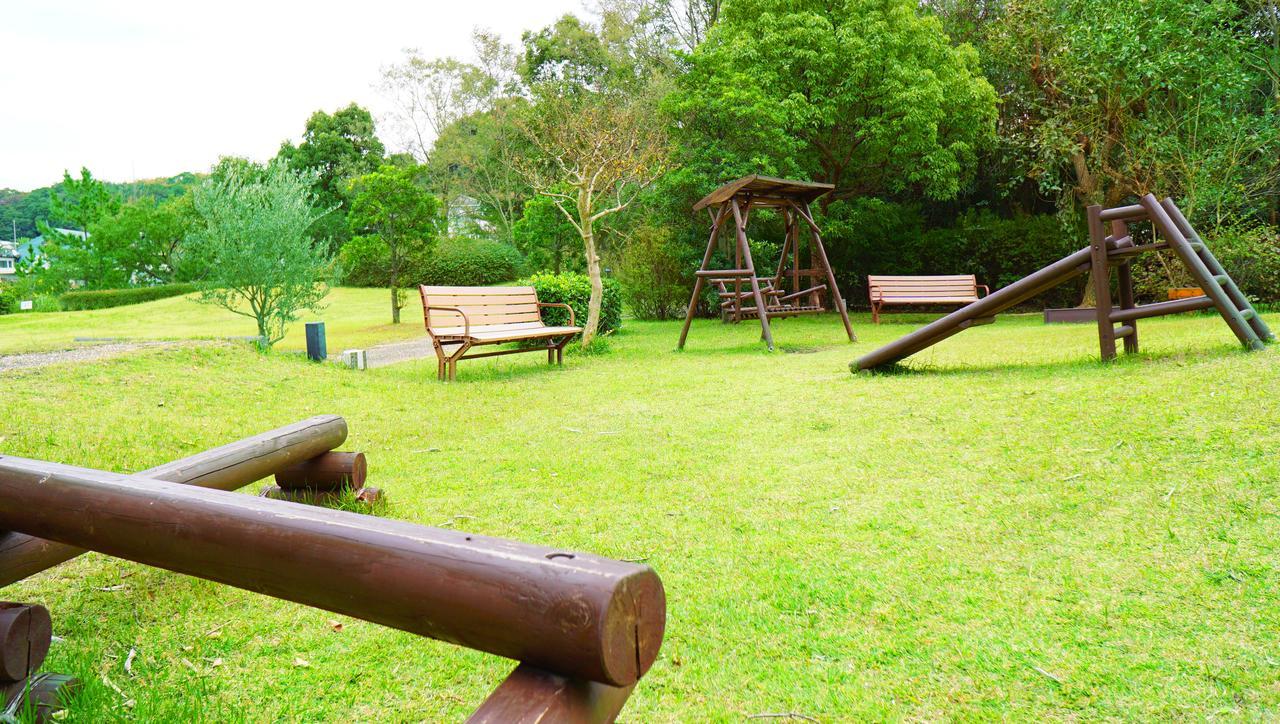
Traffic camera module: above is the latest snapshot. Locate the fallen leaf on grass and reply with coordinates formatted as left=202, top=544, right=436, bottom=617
left=124, top=648, right=136, bottom=676
left=294, top=657, right=311, bottom=668
left=95, top=584, right=129, bottom=592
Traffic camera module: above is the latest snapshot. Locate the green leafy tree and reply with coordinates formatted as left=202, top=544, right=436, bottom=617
left=277, top=104, right=386, bottom=248
left=346, top=165, right=442, bottom=323
left=36, top=168, right=124, bottom=289
left=90, top=196, right=198, bottom=285
left=988, top=0, right=1280, bottom=225
left=187, top=160, right=335, bottom=348
left=512, top=194, right=581, bottom=274
left=668, top=0, right=997, bottom=205
left=428, top=98, right=536, bottom=243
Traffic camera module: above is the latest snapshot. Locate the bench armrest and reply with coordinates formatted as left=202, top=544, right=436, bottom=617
left=423, top=305, right=470, bottom=338
left=977, top=284, right=990, bottom=298
left=538, top=302, right=576, bottom=327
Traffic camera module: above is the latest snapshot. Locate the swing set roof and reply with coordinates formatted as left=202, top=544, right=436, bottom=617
left=692, top=175, right=834, bottom=211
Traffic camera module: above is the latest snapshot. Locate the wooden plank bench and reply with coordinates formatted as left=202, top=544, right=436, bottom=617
left=419, top=285, right=582, bottom=380
left=868, top=275, right=989, bottom=323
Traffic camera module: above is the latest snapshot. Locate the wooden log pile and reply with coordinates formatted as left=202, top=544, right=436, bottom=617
left=0, top=417, right=664, bottom=722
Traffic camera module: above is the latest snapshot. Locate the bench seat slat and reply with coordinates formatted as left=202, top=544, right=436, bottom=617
left=431, top=325, right=583, bottom=342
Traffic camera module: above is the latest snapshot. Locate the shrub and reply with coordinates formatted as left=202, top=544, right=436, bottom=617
left=415, top=238, right=524, bottom=287
left=33, top=296, right=63, bottom=313
left=616, top=225, right=689, bottom=320
left=523, top=272, right=623, bottom=336
left=0, top=287, right=15, bottom=316
left=58, top=283, right=199, bottom=311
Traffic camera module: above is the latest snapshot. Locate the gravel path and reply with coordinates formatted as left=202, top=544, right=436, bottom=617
left=363, top=338, right=438, bottom=369
left=0, top=341, right=195, bottom=372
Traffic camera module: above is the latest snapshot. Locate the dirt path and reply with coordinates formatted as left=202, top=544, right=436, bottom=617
left=0, top=341, right=198, bottom=373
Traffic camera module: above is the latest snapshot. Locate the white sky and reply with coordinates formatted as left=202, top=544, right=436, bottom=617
left=0, top=0, right=582, bottom=191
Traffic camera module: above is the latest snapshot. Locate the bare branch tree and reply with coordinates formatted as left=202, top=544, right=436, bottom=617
left=515, top=86, right=669, bottom=345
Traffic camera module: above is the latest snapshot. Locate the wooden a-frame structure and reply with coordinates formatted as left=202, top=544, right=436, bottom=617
left=677, top=175, right=855, bottom=351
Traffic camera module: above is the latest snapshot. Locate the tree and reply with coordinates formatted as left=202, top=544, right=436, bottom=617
left=655, top=0, right=722, bottom=54
left=429, top=98, right=536, bottom=243
left=667, top=0, right=997, bottom=205
left=89, top=195, right=198, bottom=285
left=38, top=168, right=123, bottom=289
left=517, top=84, right=669, bottom=346
left=187, top=160, right=335, bottom=348
left=276, top=104, right=386, bottom=248
left=988, top=0, right=1280, bottom=224
left=346, top=165, right=442, bottom=324
left=379, top=37, right=506, bottom=230
left=512, top=193, right=582, bottom=274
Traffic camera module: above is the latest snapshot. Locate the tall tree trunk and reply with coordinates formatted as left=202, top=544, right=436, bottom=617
left=578, top=194, right=603, bottom=347
left=390, top=276, right=401, bottom=325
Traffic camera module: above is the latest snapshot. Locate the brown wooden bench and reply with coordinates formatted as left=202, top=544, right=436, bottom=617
left=419, top=285, right=582, bottom=380
left=868, top=275, right=989, bottom=323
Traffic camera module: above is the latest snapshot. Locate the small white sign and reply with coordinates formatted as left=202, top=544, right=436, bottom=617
left=19, top=300, right=32, bottom=311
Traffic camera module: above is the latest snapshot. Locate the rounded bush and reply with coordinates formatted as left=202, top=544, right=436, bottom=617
left=523, top=272, right=622, bottom=336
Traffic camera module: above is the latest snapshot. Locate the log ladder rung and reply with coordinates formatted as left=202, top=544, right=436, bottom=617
left=1109, top=296, right=1216, bottom=323
left=1113, top=325, right=1136, bottom=338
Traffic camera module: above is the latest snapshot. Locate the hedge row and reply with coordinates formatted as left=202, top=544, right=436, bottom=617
left=59, top=283, right=199, bottom=311
left=341, top=237, right=525, bottom=288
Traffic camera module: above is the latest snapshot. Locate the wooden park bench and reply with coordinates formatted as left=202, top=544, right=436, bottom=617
left=419, top=285, right=582, bottom=380
left=868, top=274, right=989, bottom=323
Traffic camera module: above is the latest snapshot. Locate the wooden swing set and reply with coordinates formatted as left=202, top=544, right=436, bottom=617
left=677, top=175, right=855, bottom=350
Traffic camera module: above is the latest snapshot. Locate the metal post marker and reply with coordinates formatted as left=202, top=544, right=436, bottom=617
left=305, top=322, right=326, bottom=362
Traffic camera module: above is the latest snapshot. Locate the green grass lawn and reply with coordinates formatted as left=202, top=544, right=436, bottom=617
left=1, top=301, right=1278, bottom=721
left=0, top=287, right=421, bottom=355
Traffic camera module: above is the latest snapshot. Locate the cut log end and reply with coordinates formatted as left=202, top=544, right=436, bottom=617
left=274, top=451, right=367, bottom=491
left=599, top=567, right=666, bottom=685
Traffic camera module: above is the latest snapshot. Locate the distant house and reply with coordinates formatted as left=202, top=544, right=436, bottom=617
left=0, top=241, right=15, bottom=278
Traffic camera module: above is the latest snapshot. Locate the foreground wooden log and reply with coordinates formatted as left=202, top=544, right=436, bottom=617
left=0, top=415, right=348, bottom=587
left=0, top=456, right=665, bottom=687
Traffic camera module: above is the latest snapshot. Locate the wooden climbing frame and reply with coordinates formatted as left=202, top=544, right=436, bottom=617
left=855, top=195, right=1274, bottom=371
left=677, top=175, right=855, bottom=351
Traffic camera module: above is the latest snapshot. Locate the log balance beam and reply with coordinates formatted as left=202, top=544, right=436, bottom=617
left=0, top=419, right=665, bottom=722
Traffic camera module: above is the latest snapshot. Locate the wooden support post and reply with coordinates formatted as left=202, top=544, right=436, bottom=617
left=468, top=664, right=635, bottom=724
left=731, top=199, right=774, bottom=350
left=795, top=204, right=855, bottom=342
left=1087, top=205, right=1117, bottom=361
left=1113, top=220, right=1139, bottom=354
left=0, top=416, right=349, bottom=588
left=677, top=205, right=728, bottom=350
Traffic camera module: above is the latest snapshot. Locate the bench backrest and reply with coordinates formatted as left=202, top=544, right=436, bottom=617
left=868, top=275, right=979, bottom=300
left=419, top=285, right=542, bottom=331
